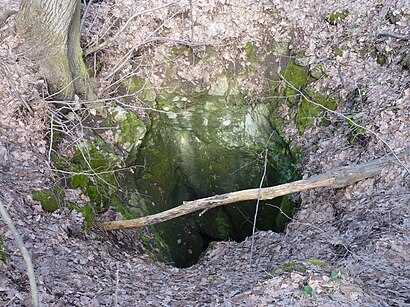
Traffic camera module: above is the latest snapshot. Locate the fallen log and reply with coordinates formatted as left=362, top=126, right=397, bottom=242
left=99, top=153, right=406, bottom=231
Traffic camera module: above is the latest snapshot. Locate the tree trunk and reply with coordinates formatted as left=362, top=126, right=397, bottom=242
left=17, top=0, right=90, bottom=100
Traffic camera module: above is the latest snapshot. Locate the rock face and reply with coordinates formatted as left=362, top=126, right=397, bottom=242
left=131, top=91, right=297, bottom=267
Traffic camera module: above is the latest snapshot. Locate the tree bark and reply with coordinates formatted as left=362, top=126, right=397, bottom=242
left=17, top=0, right=90, bottom=100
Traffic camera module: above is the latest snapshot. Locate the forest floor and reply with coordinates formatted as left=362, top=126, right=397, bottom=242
left=0, top=0, right=409, bottom=306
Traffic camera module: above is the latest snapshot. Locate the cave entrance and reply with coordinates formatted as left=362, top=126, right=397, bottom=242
left=129, top=93, right=299, bottom=268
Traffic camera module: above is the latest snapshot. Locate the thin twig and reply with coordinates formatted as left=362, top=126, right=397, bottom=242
left=114, top=266, right=119, bottom=306
left=85, top=0, right=182, bottom=56
left=48, top=113, right=54, bottom=165
left=80, top=0, right=94, bottom=32
left=280, top=74, right=410, bottom=175
left=377, top=33, right=410, bottom=41
left=3, top=294, right=18, bottom=307
left=0, top=62, right=33, bottom=113
left=0, top=9, right=17, bottom=25
left=0, top=196, right=39, bottom=307
left=189, top=0, right=194, bottom=41
left=104, top=7, right=191, bottom=81
left=249, top=148, right=268, bottom=265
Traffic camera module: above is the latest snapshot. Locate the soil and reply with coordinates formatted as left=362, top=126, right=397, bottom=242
left=0, top=0, right=409, bottom=306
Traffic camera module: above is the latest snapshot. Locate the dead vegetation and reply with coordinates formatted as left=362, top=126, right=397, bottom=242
left=0, top=0, right=409, bottom=306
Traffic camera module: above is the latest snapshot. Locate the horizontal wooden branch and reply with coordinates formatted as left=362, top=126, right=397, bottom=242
left=99, top=153, right=406, bottom=231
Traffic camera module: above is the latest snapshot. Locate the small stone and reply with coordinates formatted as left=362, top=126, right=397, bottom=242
left=209, top=76, right=229, bottom=96
left=295, top=57, right=309, bottom=67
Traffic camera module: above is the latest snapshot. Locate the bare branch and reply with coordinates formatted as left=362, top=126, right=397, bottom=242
left=377, top=33, right=410, bottom=41
left=0, top=9, right=16, bottom=25
left=99, top=152, right=406, bottom=231
left=84, top=0, right=183, bottom=56
left=0, top=196, right=39, bottom=307
left=0, top=61, right=33, bottom=113
left=80, top=0, right=94, bottom=32
left=280, top=74, right=410, bottom=175
left=249, top=148, right=268, bottom=264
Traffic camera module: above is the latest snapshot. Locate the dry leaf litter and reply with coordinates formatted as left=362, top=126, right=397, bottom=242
left=0, top=0, right=409, bottom=306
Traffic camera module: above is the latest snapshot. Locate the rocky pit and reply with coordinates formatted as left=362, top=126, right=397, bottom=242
left=0, top=0, right=409, bottom=306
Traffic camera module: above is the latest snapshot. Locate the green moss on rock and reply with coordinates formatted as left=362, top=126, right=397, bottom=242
left=296, top=88, right=337, bottom=134
left=309, top=259, right=328, bottom=267
left=245, top=42, right=259, bottom=64
left=127, top=76, right=157, bottom=104
left=0, top=235, right=6, bottom=263
left=32, top=188, right=63, bottom=212
left=282, top=59, right=313, bottom=105
left=112, top=106, right=147, bottom=152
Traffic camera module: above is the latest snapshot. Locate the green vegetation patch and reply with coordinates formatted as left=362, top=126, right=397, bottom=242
left=303, top=285, right=317, bottom=301
left=309, top=259, right=328, bottom=267
left=0, top=235, right=6, bottom=263
left=296, top=88, right=337, bottom=134
left=245, top=42, right=259, bottom=64
left=70, top=204, right=95, bottom=231
left=328, top=10, right=349, bottom=25
left=32, top=186, right=64, bottom=212
left=127, top=76, right=156, bottom=104
left=51, top=130, right=127, bottom=230
left=267, top=54, right=337, bottom=135
left=71, top=152, right=122, bottom=209
left=112, top=106, right=147, bottom=152
left=273, top=261, right=307, bottom=274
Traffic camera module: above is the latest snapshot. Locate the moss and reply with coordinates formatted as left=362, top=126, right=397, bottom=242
left=151, top=227, right=172, bottom=255
left=328, top=10, right=349, bottom=25
left=290, top=145, right=303, bottom=165
left=274, top=261, right=307, bottom=274
left=70, top=204, right=95, bottom=231
left=53, top=130, right=126, bottom=229
left=310, top=64, right=327, bottom=80
left=32, top=188, right=63, bottom=212
left=296, top=88, right=337, bottom=134
left=127, top=76, right=157, bottom=104
left=376, top=52, right=387, bottom=65
left=116, top=201, right=140, bottom=220
left=215, top=210, right=231, bottom=240
left=283, top=59, right=312, bottom=90
left=309, top=259, right=328, bottom=267
left=111, top=106, right=147, bottom=152
left=245, top=42, right=259, bottom=64
left=282, top=59, right=312, bottom=105
left=0, top=235, right=6, bottom=263
left=265, top=53, right=337, bottom=136
left=69, top=174, right=89, bottom=189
